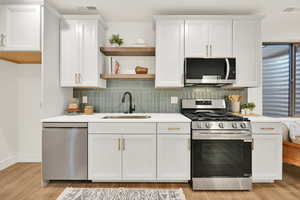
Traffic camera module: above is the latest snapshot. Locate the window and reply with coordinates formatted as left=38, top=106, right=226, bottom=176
left=262, top=43, right=300, bottom=117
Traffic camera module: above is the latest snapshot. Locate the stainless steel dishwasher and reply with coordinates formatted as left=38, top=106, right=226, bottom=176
left=42, top=123, right=88, bottom=182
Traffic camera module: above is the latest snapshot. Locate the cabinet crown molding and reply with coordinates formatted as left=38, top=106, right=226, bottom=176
left=61, top=14, right=107, bottom=29
left=0, top=0, right=44, bottom=5
left=153, top=15, right=264, bottom=21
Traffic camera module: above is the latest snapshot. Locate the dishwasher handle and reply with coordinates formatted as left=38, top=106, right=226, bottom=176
left=43, top=123, right=88, bottom=128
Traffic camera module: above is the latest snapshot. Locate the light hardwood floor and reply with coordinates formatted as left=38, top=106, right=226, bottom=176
left=1, top=163, right=300, bottom=200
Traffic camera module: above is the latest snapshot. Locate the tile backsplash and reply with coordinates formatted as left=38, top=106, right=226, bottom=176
left=74, top=80, right=247, bottom=113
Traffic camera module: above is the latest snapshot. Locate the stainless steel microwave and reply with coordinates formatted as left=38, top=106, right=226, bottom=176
left=184, top=58, right=236, bottom=86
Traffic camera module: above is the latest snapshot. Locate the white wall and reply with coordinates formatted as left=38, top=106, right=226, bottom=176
left=41, top=6, right=72, bottom=120
left=17, top=64, right=41, bottom=162
left=262, top=13, right=300, bottom=42
left=0, top=60, right=18, bottom=170
left=105, top=22, right=155, bottom=46
left=105, top=22, right=156, bottom=74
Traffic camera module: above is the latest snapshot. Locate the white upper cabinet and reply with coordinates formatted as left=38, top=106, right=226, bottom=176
left=233, top=19, right=261, bottom=87
left=185, top=19, right=232, bottom=58
left=60, top=17, right=106, bottom=88
left=155, top=19, right=185, bottom=88
left=209, top=20, right=233, bottom=57
left=0, top=5, right=40, bottom=51
left=185, top=20, right=209, bottom=57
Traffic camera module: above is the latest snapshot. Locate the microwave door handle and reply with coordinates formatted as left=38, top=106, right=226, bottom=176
left=225, top=58, right=230, bottom=80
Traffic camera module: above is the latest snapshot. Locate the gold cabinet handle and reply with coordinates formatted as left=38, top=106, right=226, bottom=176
left=168, top=128, right=180, bottom=131
left=0, top=34, right=5, bottom=47
left=78, top=73, right=81, bottom=83
left=75, top=73, right=78, bottom=83
left=122, top=138, right=125, bottom=151
left=118, top=138, right=121, bottom=151
left=260, top=128, right=275, bottom=131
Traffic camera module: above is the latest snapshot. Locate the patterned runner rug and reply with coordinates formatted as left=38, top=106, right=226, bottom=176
left=57, top=187, right=186, bottom=200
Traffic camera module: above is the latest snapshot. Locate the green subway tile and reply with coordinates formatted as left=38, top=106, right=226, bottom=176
left=74, top=80, right=247, bottom=113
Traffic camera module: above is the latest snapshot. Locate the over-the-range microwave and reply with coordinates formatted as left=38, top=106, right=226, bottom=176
left=184, top=58, right=236, bottom=86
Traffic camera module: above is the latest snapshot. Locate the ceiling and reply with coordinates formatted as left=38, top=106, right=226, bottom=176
left=49, top=0, right=300, bottom=21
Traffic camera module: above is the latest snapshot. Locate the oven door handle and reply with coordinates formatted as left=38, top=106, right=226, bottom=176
left=193, top=130, right=250, bottom=135
left=192, top=133, right=252, bottom=141
left=225, top=58, right=230, bottom=80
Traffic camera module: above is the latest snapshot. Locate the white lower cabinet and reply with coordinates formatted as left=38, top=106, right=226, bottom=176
left=122, top=135, right=156, bottom=180
left=88, top=134, right=156, bottom=181
left=88, top=122, right=191, bottom=182
left=157, top=135, right=190, bottom=181
left=88, top=134, right=122, bottom=180
left=252, top=134, right=282, bottom=183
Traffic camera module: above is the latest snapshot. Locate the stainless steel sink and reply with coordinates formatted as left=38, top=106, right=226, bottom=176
left=102, top=115, right=151, bottom=119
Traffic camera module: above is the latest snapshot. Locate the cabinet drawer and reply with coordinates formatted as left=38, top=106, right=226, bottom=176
left=252, top=122, right=283, bottom=135
left=157, top=123, right=190, bottom=134
left=89, top=123, right=156, bottom=134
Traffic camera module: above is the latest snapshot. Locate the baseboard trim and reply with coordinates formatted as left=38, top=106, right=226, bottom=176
left=17, top=153, right=41, bottom=162
left=0, top=155, right=17, bottom=170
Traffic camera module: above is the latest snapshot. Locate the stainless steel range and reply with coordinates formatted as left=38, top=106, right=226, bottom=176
left=181, top=99, right=252, bottom=191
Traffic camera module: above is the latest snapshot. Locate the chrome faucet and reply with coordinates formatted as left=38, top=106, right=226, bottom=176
left=121, top=91, right=135, bottom=114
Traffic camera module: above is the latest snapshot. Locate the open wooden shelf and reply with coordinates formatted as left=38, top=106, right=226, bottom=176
left=100, top=74, right=155, bottom=80
left=100, top=47, right=155, bottom=56
left=0, top=51, right=42, bottom=64
left=223, top=86, right=248, bottom=90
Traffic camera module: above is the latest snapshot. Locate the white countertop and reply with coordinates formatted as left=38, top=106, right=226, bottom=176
left=246, top=116, right=300, bottom=123
left=41, top=113, right=191, bottom=123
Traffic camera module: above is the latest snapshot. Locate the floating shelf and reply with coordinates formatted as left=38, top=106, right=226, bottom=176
left=223, top=86, right=248, bottom=90
left=100, top=47, right=155, bottom=56
left=0, top=51, right=42, bottom=64
left=100, top=74, right=155, bottom=80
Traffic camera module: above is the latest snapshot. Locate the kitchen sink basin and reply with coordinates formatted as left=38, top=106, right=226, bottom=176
left=102, top=115, right=151, bottom=119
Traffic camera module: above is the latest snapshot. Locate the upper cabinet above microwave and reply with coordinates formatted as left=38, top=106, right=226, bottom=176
left=185, top=19, right=233, bottom=58
left=0, top=5, right=41, bottom=51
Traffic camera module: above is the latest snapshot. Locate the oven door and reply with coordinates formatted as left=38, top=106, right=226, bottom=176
left=192, top=137, right=252, bottom=178
left=185, top=58, right=236, bottom=85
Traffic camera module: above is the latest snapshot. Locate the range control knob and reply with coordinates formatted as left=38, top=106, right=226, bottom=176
left=205, top=122, right=211, bottom=129
left=240, top=123, right=247, bottom=128
left=218, top=123, right=224, bottom=128
left=232, top=123, right=238, bottom=129
left=197, top=123, right=201, bottom=129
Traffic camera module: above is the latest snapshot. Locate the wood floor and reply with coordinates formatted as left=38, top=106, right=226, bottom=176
left=1, top=163, right=300, bottom=200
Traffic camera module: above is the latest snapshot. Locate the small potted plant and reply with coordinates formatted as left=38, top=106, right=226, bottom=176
left=247, top=103, right=256, bottom=113
left=241, top=103, right=256, bottom=115
left=109, top=34, right=123, bottom=47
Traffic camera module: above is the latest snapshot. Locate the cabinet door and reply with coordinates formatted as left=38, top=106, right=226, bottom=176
left=88, top=134, right=122, bottom=181
left=209, top=20, right=233, bottom=57
left=233, top=20, right=261, bottom=87
left=79, top=20, right=100, bottom=87
left=252, top=135, right=282, bottom=182
left=0, top=6, right=5, bottom=50
left=157, top=135, right=190, bottom=181
left=122, top=135, right=156, bottom=180
left=3, top=5, right=40, bottom=51
left=185, top=20, right=209, bottom=57
left=155, top=20, right=184, bottom=88
left=60, top=20, right=80, bottom=87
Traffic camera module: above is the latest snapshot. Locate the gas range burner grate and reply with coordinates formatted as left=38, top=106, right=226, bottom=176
left=182, top=111, right=249, bottom=121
